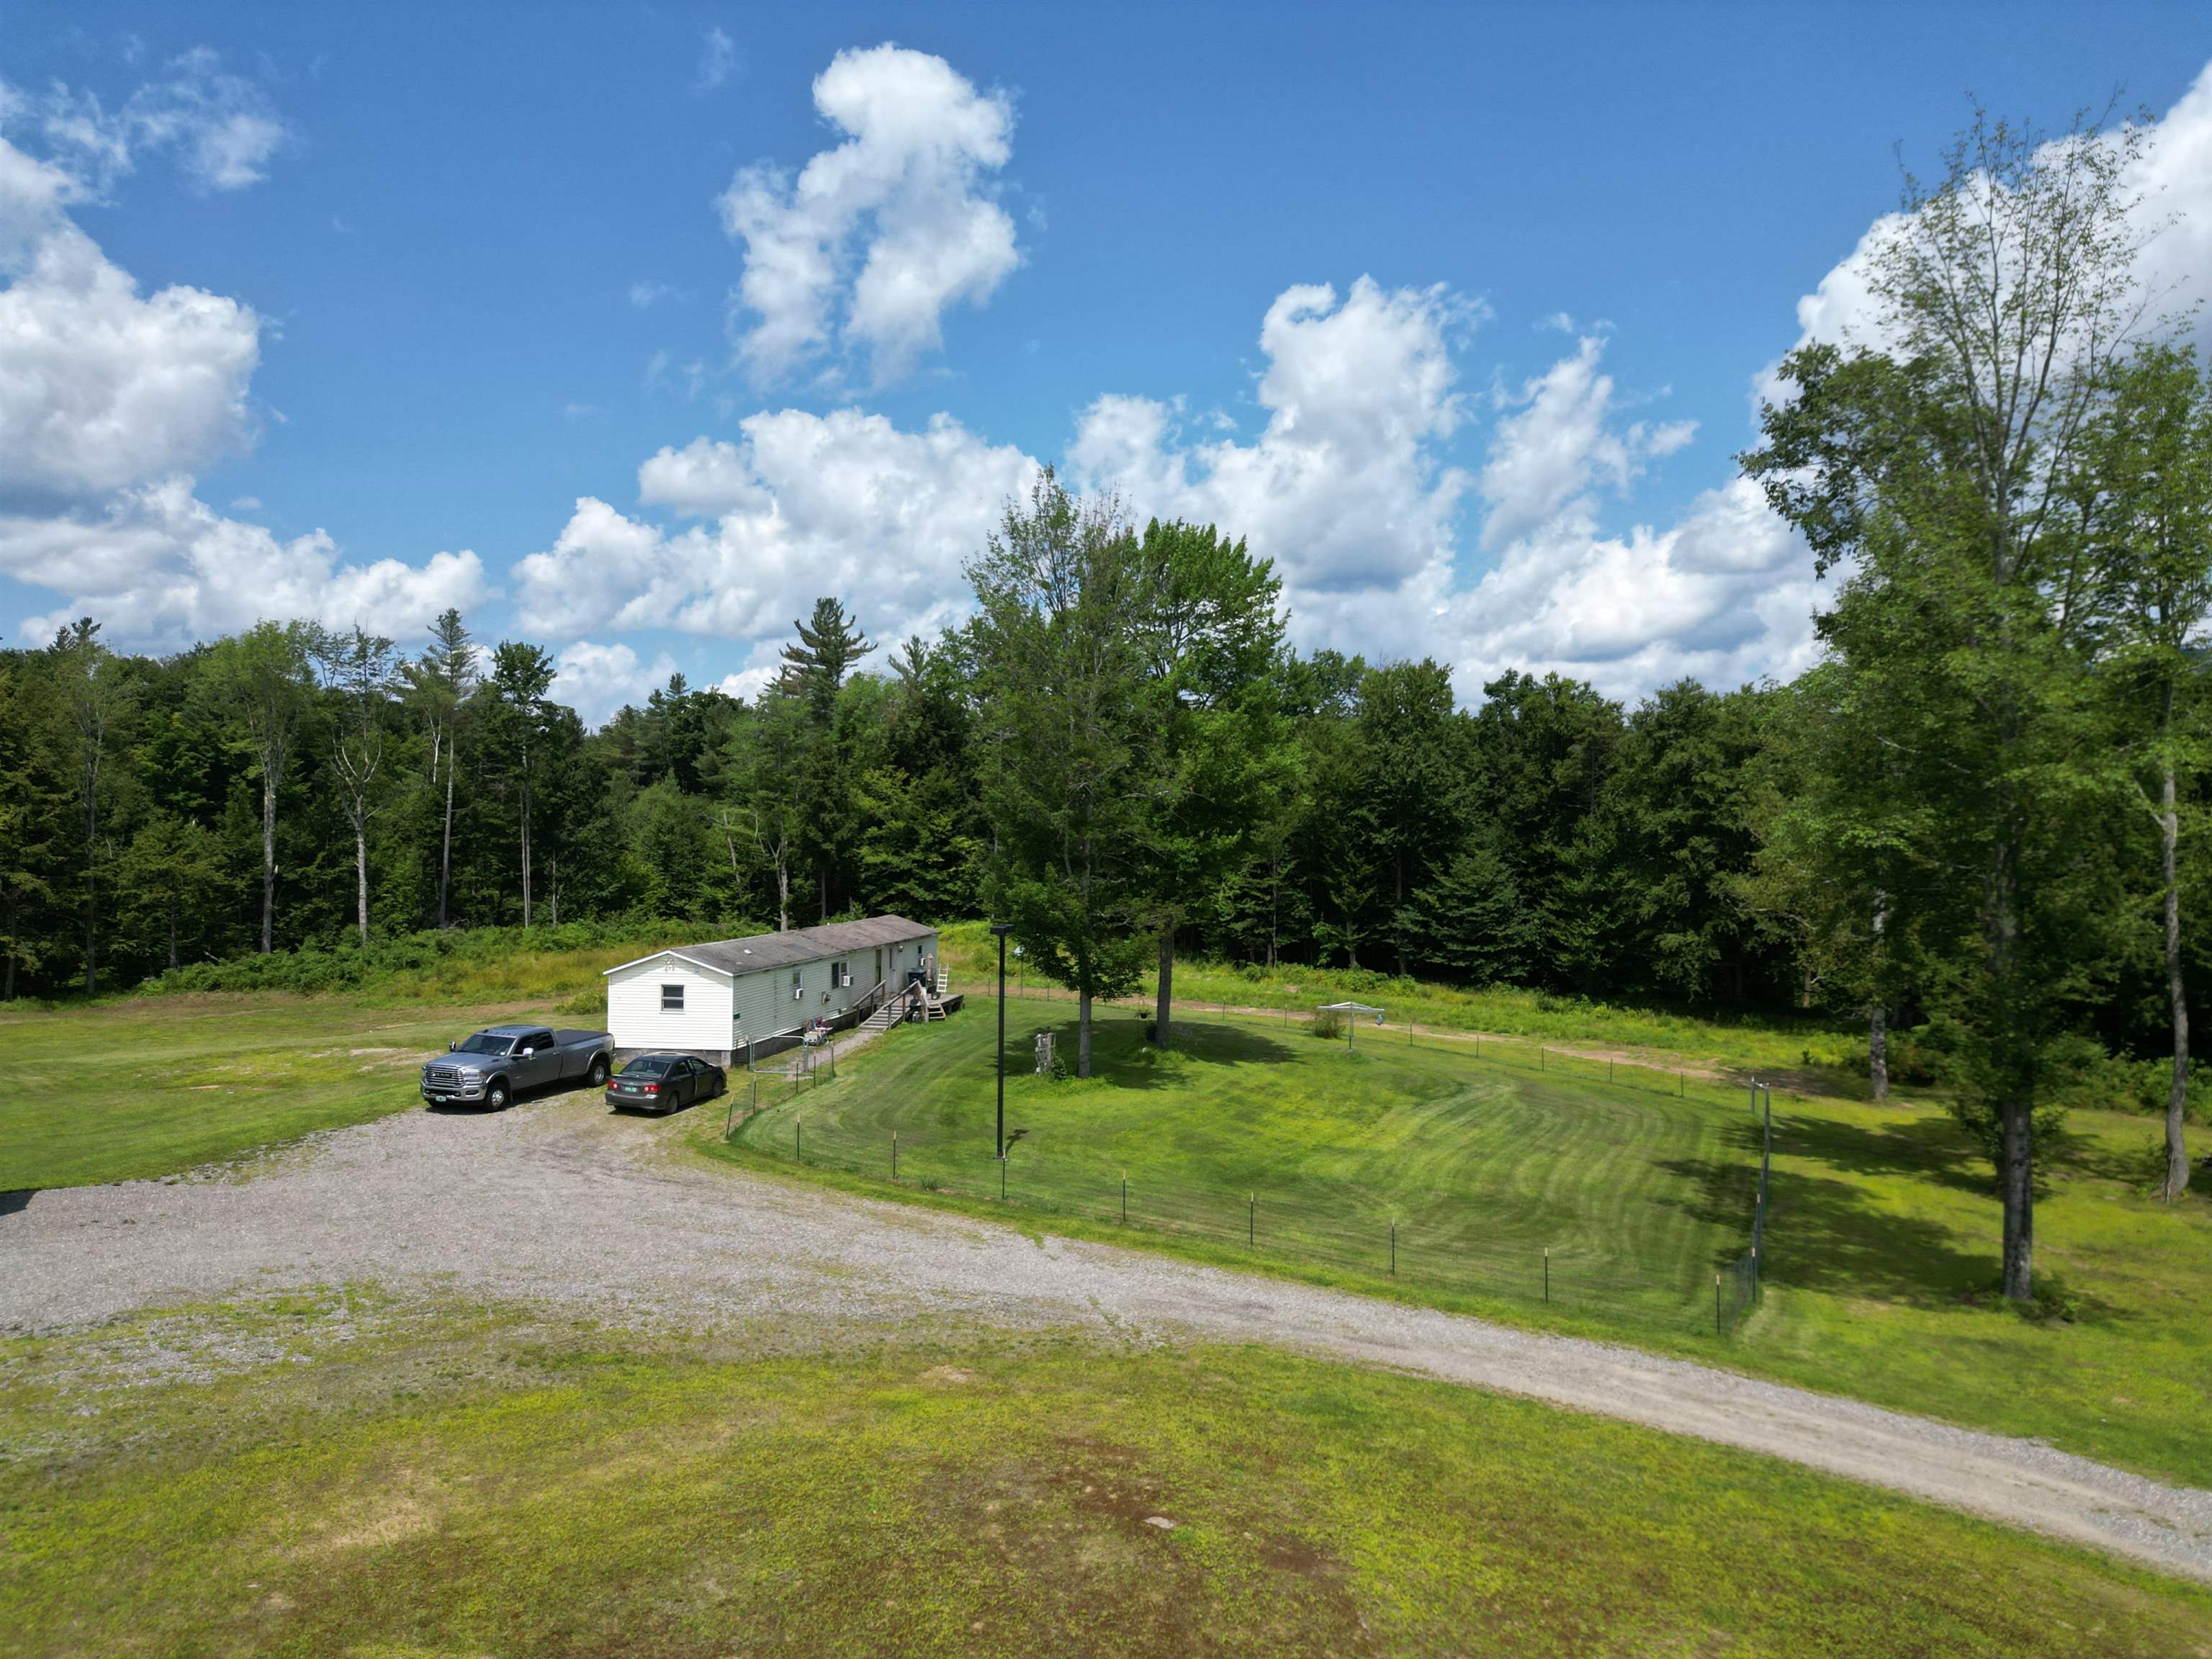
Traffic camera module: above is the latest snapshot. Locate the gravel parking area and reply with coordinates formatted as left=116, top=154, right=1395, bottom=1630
left=4, top=1087, right=2208, bottom=1586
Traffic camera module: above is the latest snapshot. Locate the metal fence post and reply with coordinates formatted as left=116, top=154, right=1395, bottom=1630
left=1543, top=1246, right=1550, bottom=1303
left=1121, top=1172, right=1128, bottom=1223
left=1249, top=1192, right=1256, bottom=1246
left=891, top=1130, right=898, bottom=1181
left=795, top=1119, right=801, bottom=1160
left=1390, top=1221, right=1397, bottom=1276
left=1715, top=1271, right=1722, bottom=1335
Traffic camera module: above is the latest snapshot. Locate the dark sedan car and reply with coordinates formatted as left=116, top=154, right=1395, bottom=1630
left=606, top=1053, right=726, bottom=1114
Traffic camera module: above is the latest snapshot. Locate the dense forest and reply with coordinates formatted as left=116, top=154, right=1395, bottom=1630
left=2, top=109, right=2206, bottom=1292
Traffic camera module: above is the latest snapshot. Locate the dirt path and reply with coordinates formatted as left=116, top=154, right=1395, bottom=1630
left=4, top=1089, right=2206, bottom=1585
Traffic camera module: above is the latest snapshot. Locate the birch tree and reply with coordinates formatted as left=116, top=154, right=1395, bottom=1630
left=2087, top=345, right=2212, bottom=1199
left=199, top=623, right=317, bottom=956
left=485, top=642, right=557, bottom=927
left=403, top=609, right=477, bottom=930
left=313, top=625, right=400, bottom=947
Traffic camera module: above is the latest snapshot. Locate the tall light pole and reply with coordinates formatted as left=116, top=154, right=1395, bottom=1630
left=989, top=923, right=1012, bottom=1160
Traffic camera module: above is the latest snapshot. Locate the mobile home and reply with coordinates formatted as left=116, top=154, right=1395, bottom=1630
left=601, top=915, right=940, bottom=1065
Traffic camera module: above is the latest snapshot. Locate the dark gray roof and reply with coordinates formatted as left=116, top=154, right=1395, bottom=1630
left=606, top=915, right=935, bottom=979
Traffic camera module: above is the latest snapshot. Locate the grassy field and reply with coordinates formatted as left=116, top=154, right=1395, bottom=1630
left=714, top=999, right=2212, bottom=1489
left=938, top=922, right=1875, bottom=1084
left=4, top=1292, right=2206, bottom=1659
left=7, top=953, right=2207, bottom=1489
left=724, top=999, right=1755, bottom=1335
left=0, top=994, right=566, bottom=1191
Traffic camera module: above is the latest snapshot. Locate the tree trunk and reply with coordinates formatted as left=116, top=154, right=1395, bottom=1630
left=519, top=775, right=533, bottom=927
left=438, top=739, right=455, bottom=930
left=1869, top=1003, right=1889, bottom=1102
left=1078, top=987, right=1093, bottom=1078
left=1988, top=835, right=2033, bottom=1302
left=166, top=899, right=178, bottom=972
left=2162, top=755, right=2191, bottom=1200
left=2000, top=1100, right=2034, bottom=1301
left=549, top=855, right=560, bottom=927
left=4, top=886, right=17, bottom=1000
left=260, top=769, right=276, bottom=955
left=83, top=793, right=97, bottom=994
left=1154, top=930, right=1174, bottom=1051
left=1392, top=850, right=1406, bottom=976
left=355, top=824, right=371, bottom=948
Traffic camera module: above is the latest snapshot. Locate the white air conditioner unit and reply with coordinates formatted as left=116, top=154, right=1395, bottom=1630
left=791, top=984, right=803, bottom=1001
left=837, top=971, right=851, bottom=987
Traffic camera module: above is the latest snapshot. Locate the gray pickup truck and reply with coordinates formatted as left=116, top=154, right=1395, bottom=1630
left=420, top=1024, right=613, bottom=1110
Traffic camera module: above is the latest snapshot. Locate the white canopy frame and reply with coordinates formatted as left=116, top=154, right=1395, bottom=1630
left=1316, top=1000, right=1385, bottom=1050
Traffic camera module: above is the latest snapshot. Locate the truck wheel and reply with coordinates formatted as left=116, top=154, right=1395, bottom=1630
left=485, top=1079, right=510, bottom=1111
left=588, top=1056, right=609, bottom=1088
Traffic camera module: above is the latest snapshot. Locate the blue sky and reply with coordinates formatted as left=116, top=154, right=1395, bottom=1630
left=4, top=4, right=2209, bottom=719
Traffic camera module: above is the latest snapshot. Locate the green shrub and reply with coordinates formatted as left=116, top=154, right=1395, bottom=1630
left=1310, top=1007, right=1344, bottom=1040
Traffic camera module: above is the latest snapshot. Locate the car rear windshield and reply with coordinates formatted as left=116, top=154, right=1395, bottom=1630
left=619, top=1058, right=672, bottom=1076
left=454, top=1034, right=512, bottom=1055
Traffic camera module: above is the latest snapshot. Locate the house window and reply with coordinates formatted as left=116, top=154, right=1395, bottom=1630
left=660, top=983, right=684, bottom=1012
left=791, top=969, right=804, bottom=1001
left=831, top=960, right=849, bottom=988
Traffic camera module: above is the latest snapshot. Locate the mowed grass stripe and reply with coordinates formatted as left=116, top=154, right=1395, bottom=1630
left=729, top=1004, right=1753, bottom=1331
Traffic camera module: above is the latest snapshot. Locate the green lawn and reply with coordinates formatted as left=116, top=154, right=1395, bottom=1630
left=939, top=921, right=1876, bottom=1082
left=711, top=999, right=2212, bottom=1489
left=0, top=994, right=564, bottom=1190
left=7, top=970, right=2207, bottom=1491
left=4, top=1292, right=2204, bottom=1658
left=723, top=999, right=1755, bottom=1335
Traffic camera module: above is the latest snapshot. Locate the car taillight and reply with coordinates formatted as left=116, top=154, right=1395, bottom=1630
left=641, top=1084, right=660, bottom=1093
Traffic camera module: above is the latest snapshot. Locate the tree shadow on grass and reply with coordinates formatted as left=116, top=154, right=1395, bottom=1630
left=1066, top=1019, right=1298, bottom=1091
left=1766, top=1109, right=1992, bottom=1197
left=1658, top=1149, right=2002, bottom=1310
left=1659, top=1120, right=2125, bottom=1323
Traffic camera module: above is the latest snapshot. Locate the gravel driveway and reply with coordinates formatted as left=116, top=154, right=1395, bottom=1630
left=4, top=1088, right=2208, bottom=1586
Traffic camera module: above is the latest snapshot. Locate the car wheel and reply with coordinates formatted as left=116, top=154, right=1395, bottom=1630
left=486, top=1079, right=510, bottom=1111
left=588, top=1056, right=609, bottom=1088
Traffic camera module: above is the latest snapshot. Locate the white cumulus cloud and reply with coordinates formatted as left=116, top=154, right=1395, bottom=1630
left=0, top=139, right=260, bottom=500
left=1779, top=60, right=2212, bottom=389
left=553, top=639, right=681, bottom=727
left=0, top=136, right=486, bottom=651
left=4, top=476, right=485, bottom=649
left=1479, top=335, right=1694, bottom=551
left=1074, top=289, right=1810, bottom=699
left=1072, top=276, right=1472, bottom=595
left=516, top=408, right=1036, bottom=648
left=717, top=44, right=1019, bottom=384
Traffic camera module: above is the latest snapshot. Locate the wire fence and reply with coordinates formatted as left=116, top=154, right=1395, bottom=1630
left=722, top=1007, right=1781, bottom=1342
left=1717, top=1084, right=1774, bottom=1333
left=983, top=980, right=1791, bottom=1120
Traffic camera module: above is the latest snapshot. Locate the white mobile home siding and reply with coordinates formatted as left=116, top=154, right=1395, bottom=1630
left=730, top=967, right=789, bottom=1050
left=606, top=954, right=734, bottom=1055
